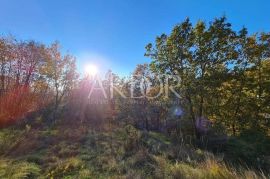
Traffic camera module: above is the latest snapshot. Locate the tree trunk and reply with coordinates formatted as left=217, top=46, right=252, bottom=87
left=186, top=93, right=198, bottom=138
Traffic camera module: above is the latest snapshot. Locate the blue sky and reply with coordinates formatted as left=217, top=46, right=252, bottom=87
left=0, top=0, right=270, bottom=76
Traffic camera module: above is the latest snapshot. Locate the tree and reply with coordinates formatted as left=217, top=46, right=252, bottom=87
left=43, top=42, right=78, bottom=121
left=145, top=16, right=270, bottom=137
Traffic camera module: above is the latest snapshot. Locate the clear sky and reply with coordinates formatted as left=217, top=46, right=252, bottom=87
left=0, top=0, right=270, bottom=76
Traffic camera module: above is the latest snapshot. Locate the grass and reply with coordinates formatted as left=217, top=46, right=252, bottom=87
left=0, top=122, right=269, bottom=178
left=0, top=159, right=41, bottom=179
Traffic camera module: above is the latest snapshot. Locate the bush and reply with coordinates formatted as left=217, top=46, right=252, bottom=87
left=225, top=129, right=270, bottom=171
left=0, top=87, right=43, bottom=127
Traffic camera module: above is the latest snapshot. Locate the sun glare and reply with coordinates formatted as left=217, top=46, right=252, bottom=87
left=85, top=64, right=98, bottom=76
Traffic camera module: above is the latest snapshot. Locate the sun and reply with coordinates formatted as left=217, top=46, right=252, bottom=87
left=85, top=64, right=98, bottom=76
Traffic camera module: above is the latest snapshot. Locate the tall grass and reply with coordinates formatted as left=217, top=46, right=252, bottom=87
left=0, top=159, right=40, bottom=179
left=154, top=155, right=269, bottom=179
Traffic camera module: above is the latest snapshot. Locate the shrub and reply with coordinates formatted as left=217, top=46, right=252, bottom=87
left=0, top=87, right=43, bottom=127
left=225, top=129, right=270, bottom=171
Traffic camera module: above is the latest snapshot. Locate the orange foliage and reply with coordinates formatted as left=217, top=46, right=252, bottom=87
left=0, top=86, right=43, bottom=127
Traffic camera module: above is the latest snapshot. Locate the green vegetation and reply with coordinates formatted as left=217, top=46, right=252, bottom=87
left=0, top=122, right=269, bottom=178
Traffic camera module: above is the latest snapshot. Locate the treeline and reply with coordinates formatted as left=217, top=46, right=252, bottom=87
left=0, top=37, right=78, bottom=127
left=138, top=16, right=270, bottom=136
left=111, top=17, right=270, bottom=140
left=1, top=17, right=270, bottom=137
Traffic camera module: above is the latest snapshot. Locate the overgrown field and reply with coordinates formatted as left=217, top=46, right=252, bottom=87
left=0, top=118, right=269, bottom=179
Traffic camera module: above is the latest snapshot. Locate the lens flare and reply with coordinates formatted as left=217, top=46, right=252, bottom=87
left=174, top=107, right=183, bottom=117
left=85, top=64, right=98, bottom=76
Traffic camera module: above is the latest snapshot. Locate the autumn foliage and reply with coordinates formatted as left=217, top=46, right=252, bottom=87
left=0, top=37, right=78, bottom=127
left=0, top=87, right=38, bottom=127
